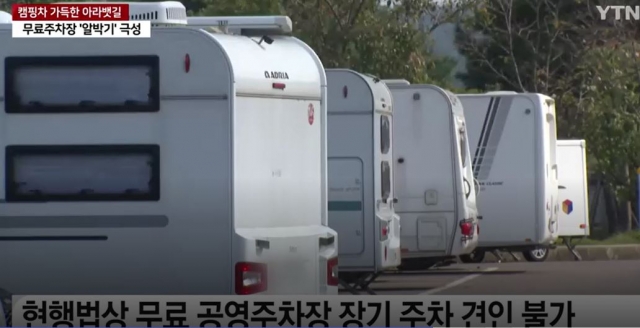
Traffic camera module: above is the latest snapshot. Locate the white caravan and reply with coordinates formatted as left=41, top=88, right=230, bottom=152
left=326, top=69, right=401, bottom=293
left=0, top=2, right=338, bottom=296
left=386, top=83, right=479, bottom=269
left=458, top=92, right=559, bottom=263
left=557, top=140, right=590, bottom=243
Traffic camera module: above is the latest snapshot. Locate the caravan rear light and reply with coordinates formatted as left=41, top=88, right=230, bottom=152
left=272, top=82, right=286, bottom=90
left=327, top=257, right=339, bottom=286
left=460, top=221, right=473, bottom=236
left=184, top=54, right=191, bottom=73
left=234, top=262, right=267, bottom=295
left=580, top=224, right=586, bottom=229
left=380, top=221, right=389, bottom=241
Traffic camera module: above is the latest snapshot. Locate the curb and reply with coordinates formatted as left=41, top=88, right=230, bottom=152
left=481, top=244, right=640, bottom=262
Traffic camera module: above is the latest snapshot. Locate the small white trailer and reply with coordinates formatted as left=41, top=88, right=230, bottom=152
left=326, top=69, right=401, bottom=293
left=0, top=2, right=338, bottom=296
left=557, top=139, right=590, bottom=259
left=385, top=83, right=480, bottom=269
left=458, top=92, right=560, bottom=263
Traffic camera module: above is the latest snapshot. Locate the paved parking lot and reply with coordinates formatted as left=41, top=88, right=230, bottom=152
left=341, top=260, right=640, bottom=295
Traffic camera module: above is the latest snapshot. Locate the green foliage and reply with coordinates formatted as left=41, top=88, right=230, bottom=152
left=455, top=0, right=640, bottom=228
left=198, top=0, right=464, bottom=85
left=197, top=0, right=282, bottom=16
left=556, top=42, right=640, bottom=200
left=0, top=0, right=466, bottom=86
left=455, top=0, right=585, bottom=93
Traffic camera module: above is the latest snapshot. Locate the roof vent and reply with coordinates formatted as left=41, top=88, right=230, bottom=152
left=382, top=79, right=411, bottom=86
left=128, top=1, right=187, bottom=25
left=187, top=16, right=292, bottom=35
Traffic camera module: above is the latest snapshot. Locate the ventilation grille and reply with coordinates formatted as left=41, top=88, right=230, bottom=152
left=127, top=1, right=188, bottom=25
left=166, top=7, right=186, bottom=20
left=130, top=11, right=159, bottom=20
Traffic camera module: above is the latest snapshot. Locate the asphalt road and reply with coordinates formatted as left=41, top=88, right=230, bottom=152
left=341, top=260, right=640, bottom=295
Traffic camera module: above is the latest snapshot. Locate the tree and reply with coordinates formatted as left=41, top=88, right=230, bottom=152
left=200, top=0, right=471, bottom=84
left=454, top=0, right=591, bottom=93
left=455, top=0, right=640, bottom=231
left=556, top=41, right=640, bottom=231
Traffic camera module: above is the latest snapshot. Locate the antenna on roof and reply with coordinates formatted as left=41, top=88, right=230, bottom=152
left=362, top=73, right=381, bottom=83
left=187, top=16, right=293, bottom=35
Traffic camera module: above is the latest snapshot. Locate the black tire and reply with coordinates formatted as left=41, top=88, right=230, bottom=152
left=522, top=247, right=549, bottom=262
left=459, top=250, right=486, bottom=263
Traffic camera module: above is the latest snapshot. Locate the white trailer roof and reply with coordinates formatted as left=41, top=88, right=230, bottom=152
left=0, top=11, right=11, bottom=23
left=188, top=16, right=292, bottom=34
left=327, top=69, right=392, bottom=113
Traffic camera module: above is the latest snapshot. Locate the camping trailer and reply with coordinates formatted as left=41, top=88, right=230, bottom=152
left=557, top=140, right=590, bottom=240
left=458, top=92, right=560, bottom=262
left=0, top=2, right=339, bottom=296
left=385, top=83, right=479, bottom=269
left=326, top=69, right=401, bottom=293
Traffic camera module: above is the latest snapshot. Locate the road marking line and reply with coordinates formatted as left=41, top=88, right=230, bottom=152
left=420, top=267, right=499, bottom=295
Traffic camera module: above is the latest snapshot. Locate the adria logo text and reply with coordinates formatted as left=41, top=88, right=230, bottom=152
left=596, top=5, right=640, bottom=20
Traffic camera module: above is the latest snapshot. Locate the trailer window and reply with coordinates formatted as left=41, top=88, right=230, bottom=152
left=381, top=161, right=391, bottom=200
left=4, top=56, right=159, bottom=113
left=5, top=145, right=160, bottom=202
left=380, top=115, right=391, bottom=154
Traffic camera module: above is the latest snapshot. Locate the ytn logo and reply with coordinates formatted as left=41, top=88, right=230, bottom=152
left=596, top=6, right=640, bottom=20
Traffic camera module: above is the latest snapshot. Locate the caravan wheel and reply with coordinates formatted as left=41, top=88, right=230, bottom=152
left=459, top=250, right=485, bottom=263
left=523, top=247, right=549, bottom=262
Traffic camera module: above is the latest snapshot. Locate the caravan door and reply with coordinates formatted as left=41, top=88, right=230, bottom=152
left=557, top=140, right=590, bottom=237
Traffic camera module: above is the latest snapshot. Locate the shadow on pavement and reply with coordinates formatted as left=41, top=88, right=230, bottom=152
left=384, top=270, right=526, bottom=276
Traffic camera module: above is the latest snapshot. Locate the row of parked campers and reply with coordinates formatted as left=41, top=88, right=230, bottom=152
left=0, top=3, right=590, bottom=297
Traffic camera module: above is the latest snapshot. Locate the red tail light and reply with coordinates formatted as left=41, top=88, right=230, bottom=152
left=460, top=221, right=473, bottom=236
left=272, top=82, right=286, bottom=90
left=234, top=262, right=267, bottom=295
left=380, top=221, right=389, bottom=241
left=327, top=257, right=339, bottom=286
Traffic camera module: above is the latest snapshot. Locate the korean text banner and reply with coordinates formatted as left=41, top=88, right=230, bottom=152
left=10, top=295, right=637, bottom=327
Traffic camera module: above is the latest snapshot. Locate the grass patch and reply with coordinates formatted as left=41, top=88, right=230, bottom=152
left=561, top=231, right=640, bottom=245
